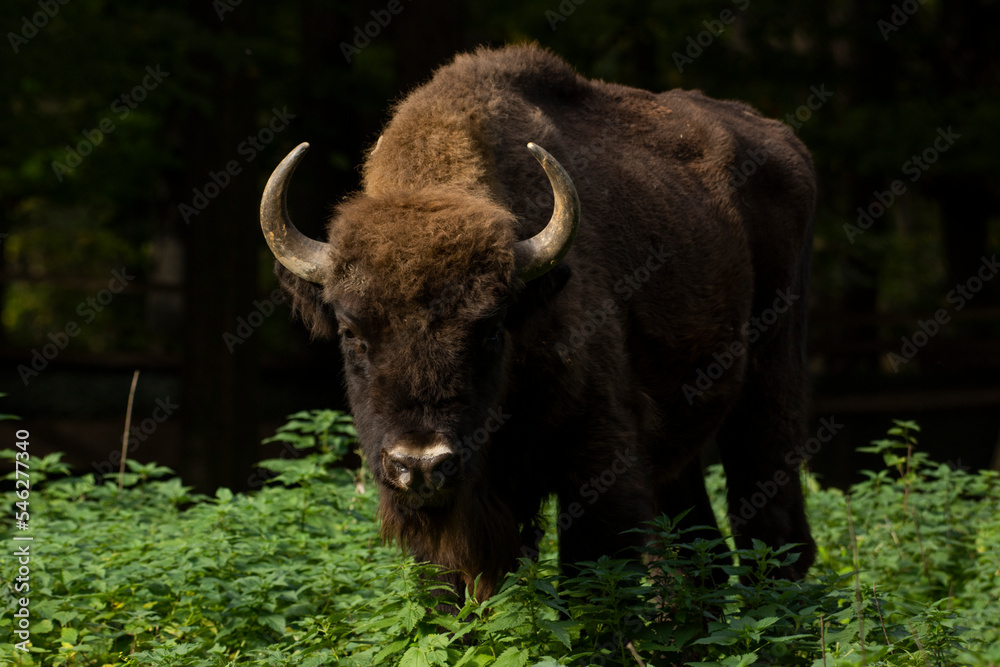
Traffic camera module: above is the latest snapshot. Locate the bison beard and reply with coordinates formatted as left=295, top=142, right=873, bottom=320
left=261, top=43, right=819, bottom=600
left=379, top=481, right=524, bottom=600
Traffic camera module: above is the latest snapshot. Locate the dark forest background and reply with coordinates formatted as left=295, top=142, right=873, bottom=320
left=2, top=0, right=998, bottom=493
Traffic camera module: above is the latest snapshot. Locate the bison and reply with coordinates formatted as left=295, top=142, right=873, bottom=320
left=260, top=44, right=816, bottom=600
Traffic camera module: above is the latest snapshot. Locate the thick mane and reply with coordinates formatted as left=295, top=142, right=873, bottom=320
left=324, top=189, right=516, bottom=314
left=362, top=44, right=588, bottom=202
left=275, top=188, right=517, bottom=340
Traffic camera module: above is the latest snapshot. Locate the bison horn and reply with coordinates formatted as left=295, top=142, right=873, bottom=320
left=514, top=143, right=581, bottom=282
left=260, top=142, right=331, bottom=284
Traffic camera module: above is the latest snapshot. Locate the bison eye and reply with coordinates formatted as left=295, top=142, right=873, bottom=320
left=340, top=328, right=368, bottom=355
left=483, top=323, right=504, bottom=351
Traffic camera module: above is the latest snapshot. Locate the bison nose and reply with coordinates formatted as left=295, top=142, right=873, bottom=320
left=383, top=440, right=456, bottom=492
left=385, top=454, right=415, bottom=489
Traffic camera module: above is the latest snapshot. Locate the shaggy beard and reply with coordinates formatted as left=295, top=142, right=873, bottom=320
left=378, top=480, right=521, bottom=601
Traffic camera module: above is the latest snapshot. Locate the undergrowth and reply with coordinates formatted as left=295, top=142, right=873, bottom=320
left=1, top=416, right=998, bottom=666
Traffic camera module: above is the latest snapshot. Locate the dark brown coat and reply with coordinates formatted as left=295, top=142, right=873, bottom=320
left=276, top=44, right=816, bottom=599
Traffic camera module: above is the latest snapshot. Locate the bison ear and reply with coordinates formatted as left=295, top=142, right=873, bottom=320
left=275, top=263, right=337, bottom=339
left=508, top=262, right=572, bottom=327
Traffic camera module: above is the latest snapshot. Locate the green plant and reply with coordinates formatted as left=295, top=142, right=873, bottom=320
left=1, top=414, right=997, bottom=666
left=0, top=392, right=20, bottom=422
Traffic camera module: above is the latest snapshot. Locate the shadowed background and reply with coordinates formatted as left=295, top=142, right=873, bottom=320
left=1, top=0, right=998, bottom=492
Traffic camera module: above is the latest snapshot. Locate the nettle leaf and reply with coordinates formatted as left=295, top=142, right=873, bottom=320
left=125, top=459, right=175, bottom=479
left=401, top=601, right=426, bottom=632
left=259, top=613, right=286, bottom=635
left=398, top=646, right=435, bottom=667
left=891, top=419, right=921, bottom=432
left=255, top=457, right=327, bottom=485
left=483, top=609, right=530, bottom=634
left=723, top=653, right=760, bottom=667
left=263, top=432, right=314, bottom=449
left=492, top=646, right=531, bottom=667
left=764, top=633, right=813, bottom=643
left=52, top=610, right=80, bottom=626
left=539, top=619, right=574, bottom=649
left=359, top=613, right=404, bottom=633
left=454, top=643, right=495, bottom=667
left=298, top=653, right=338, bottom=667
left=374, top=638, right=411, bottom=662
left=36, top=451, right=72, bottom=476
left=694, top=628, right=741, bottom=646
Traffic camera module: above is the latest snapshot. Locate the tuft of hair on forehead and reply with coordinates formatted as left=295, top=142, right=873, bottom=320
left=324, top=187, right=518, bottom=320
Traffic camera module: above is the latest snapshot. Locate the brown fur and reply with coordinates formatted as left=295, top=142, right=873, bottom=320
left=379, top=478, right=522, bottom=599
left=276, top=44, right=817, bottom=599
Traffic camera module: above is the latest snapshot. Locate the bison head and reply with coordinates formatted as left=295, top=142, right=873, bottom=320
left=260, top=143, right=578, bottom=585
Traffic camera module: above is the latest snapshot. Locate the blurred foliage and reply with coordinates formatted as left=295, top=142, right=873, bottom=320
left=2, top=0, right=998, bottom=363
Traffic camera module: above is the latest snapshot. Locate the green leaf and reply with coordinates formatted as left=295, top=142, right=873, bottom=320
left=401, top=601, right=426, bottom=632
left=454, top=644, right=493, bottom=667
left=539, top=619, right=573, bottom=649
left=493, top=646, right=530, bottom=667
left=259, top=614, right=285, bottom=635
left=399, top=646, right=433, bottom=667
left=60, top=626, right=79, bottom=644
left=374, top=638, right=411, bottom=662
